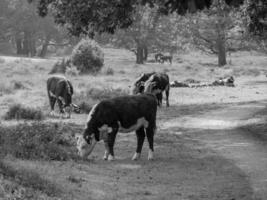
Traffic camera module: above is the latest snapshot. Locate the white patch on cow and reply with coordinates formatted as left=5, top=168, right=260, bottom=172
left=148, top=149, right=154, bottom=160
left=103, top=151, right=109, bottom=160
left=132, top=152, right=141, bottom=160
left=49, top=91, right=56, bottom=98
left=58, top=96, right=65, bottom=104
left=108, top=155, right=115, bottom=161
left=118, top=117, right=149, bottom=133
left=85, top=103, right=98, bottom=128
left=98, top=124, right=113, bottom=140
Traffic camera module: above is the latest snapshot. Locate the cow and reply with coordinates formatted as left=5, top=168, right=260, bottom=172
left=131, top=72, right=156, bottom=95
left=143, top=73, right=170, bottom=107
left=76, top=83, right=158, bottom=161
left=155, top=53, right=164, bottom=63
left=47, top=75, right=80, bottom=118
left=159, top=55, right=172, bottom=64
left=131, top=72, right=169, bottom=107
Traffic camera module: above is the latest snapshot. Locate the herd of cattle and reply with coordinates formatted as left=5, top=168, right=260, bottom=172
left=47, top=72, right=170, bottom=161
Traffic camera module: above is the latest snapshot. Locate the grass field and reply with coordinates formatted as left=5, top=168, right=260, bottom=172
left=0, top=48, right=267, bottom=199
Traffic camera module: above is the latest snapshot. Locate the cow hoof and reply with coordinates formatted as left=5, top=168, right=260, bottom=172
left=132, top=152, right=141, bottom=161
left=148, top=150, right=154, bottom=160
left=103, top=151, right=109, bottom=160
left=107, top=155, right=115, bottom=161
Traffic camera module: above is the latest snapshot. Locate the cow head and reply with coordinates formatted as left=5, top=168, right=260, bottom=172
left=76, top=133, right=97, bottom=158
left=76, top=125, right=112, bottom=158
left=131, top=81, right=145, bottom=95
left=144, top=81, right=157, bottom=94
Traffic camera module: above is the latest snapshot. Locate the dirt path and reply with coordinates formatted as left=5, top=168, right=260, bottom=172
left=161, top=100, right=267, bottom=199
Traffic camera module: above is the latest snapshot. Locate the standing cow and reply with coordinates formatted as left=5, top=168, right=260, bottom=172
left=47, top=75, right=79, bottom=118
left=132, top=72, right=170, bottom=107
left=76, top=83, right=158, bottom=161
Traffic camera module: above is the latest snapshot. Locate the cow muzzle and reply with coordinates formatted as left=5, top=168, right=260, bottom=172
left=76, top=134, right=97, bottom=158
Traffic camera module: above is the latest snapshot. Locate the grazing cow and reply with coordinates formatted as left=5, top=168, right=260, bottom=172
left=159, top=55, right=172, bottom=64
left=47, top=75, right=80, bottom=118
left=155, top=53, right=164, bottom=63
left=144, top=73, right=170, bottom=107
left=76, top=91, right=158, bottom=161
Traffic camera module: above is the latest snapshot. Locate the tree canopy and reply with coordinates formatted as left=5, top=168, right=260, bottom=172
left=29, top=0, right=245, bottom=37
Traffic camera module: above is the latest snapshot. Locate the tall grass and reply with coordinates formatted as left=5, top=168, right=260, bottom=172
left=4, top=104, right=44, bottom=120
left=0, top=123, right=81, bottom=161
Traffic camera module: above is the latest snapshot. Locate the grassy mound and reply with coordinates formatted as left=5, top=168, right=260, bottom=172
left=4, top=104, right=44, bottom=120
left=0, top=123, right=81, bottom=161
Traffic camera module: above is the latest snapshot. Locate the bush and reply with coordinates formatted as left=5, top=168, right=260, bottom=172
left=71, top=39, right=104, bottom=74
left=105, top=67, right=114, bottom=75
left=0, top=123, right=81, bottom=161
left=4, top=104, right=44, bottom=120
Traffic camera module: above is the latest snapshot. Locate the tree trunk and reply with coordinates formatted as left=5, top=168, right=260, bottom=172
left=39, top=35, right=51, bottom=58
left=136, top=44, right=144, bottom=64
left=217, top=24, right=227, bottom=66
left=143, top=45, right=148, bottom=61
left=15, top=38, right=23, bottom=55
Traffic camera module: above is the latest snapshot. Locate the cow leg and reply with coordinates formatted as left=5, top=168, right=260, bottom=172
left=49, top=97, right=56, bottom=116
left=103, top=142, right=110, bottom=160
left=146, top=126, right=156, bottom=160
left=156, top=93, right=163, bottom=107
left=132, top=128, right=145, bottom=160
left=165, top=86, right=170, bottom=107
left=106, top=131, right=117, bottom=161
left=57, top=98, right=65, bottom=114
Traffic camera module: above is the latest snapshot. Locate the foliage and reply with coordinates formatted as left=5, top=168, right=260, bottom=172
left=0, top=122, right=80, bottom=161
left=0, top=0, right=74, bottom=57
left=4, top=104, right=44, bottom=120
left=242, top=0, right=267, bottom=36
left=71, top=39, right=104, bottom=74
left=30, top=0, right=243, bottom=37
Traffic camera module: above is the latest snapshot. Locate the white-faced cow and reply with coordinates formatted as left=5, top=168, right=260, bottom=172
left=144, top=73, right=170, bottom=107
left=76, top=84, right=158, bottom=161
left=47, top=75, right=79, bottom=118
left=132, top=72, right=170, bottom=107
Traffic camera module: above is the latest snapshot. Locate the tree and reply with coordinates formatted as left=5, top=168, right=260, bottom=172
left=0, top=0, right=75, bottom=57
left=29, top=0, right=246, bottom=38
left=187, top=0, right=239, bottom=66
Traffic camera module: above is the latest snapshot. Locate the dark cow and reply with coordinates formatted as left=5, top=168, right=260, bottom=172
left=159, top=55, right=172, bottom=64
left=131, top=72, right=167, bottom=107
left=155, top=53, right=164, bottom=63
left=144, top=73, right=170, bottom=107
left=76, top=90, right=158, bottom=161
left=131, top=72, right=156, bottom=94
left=47, top=75, right=79, bottom=118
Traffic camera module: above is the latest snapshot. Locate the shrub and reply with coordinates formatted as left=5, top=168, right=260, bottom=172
left=4, top=104, right=44, bottom=120
left=13, top=81, right=26, bottom=90
left=71, top=39, right=104, bottom=74
left=77, top=101, right=92, bottom=114
left=105, top=67, right=114, bottom=75
left=0, top=123, right=82, bottom=161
